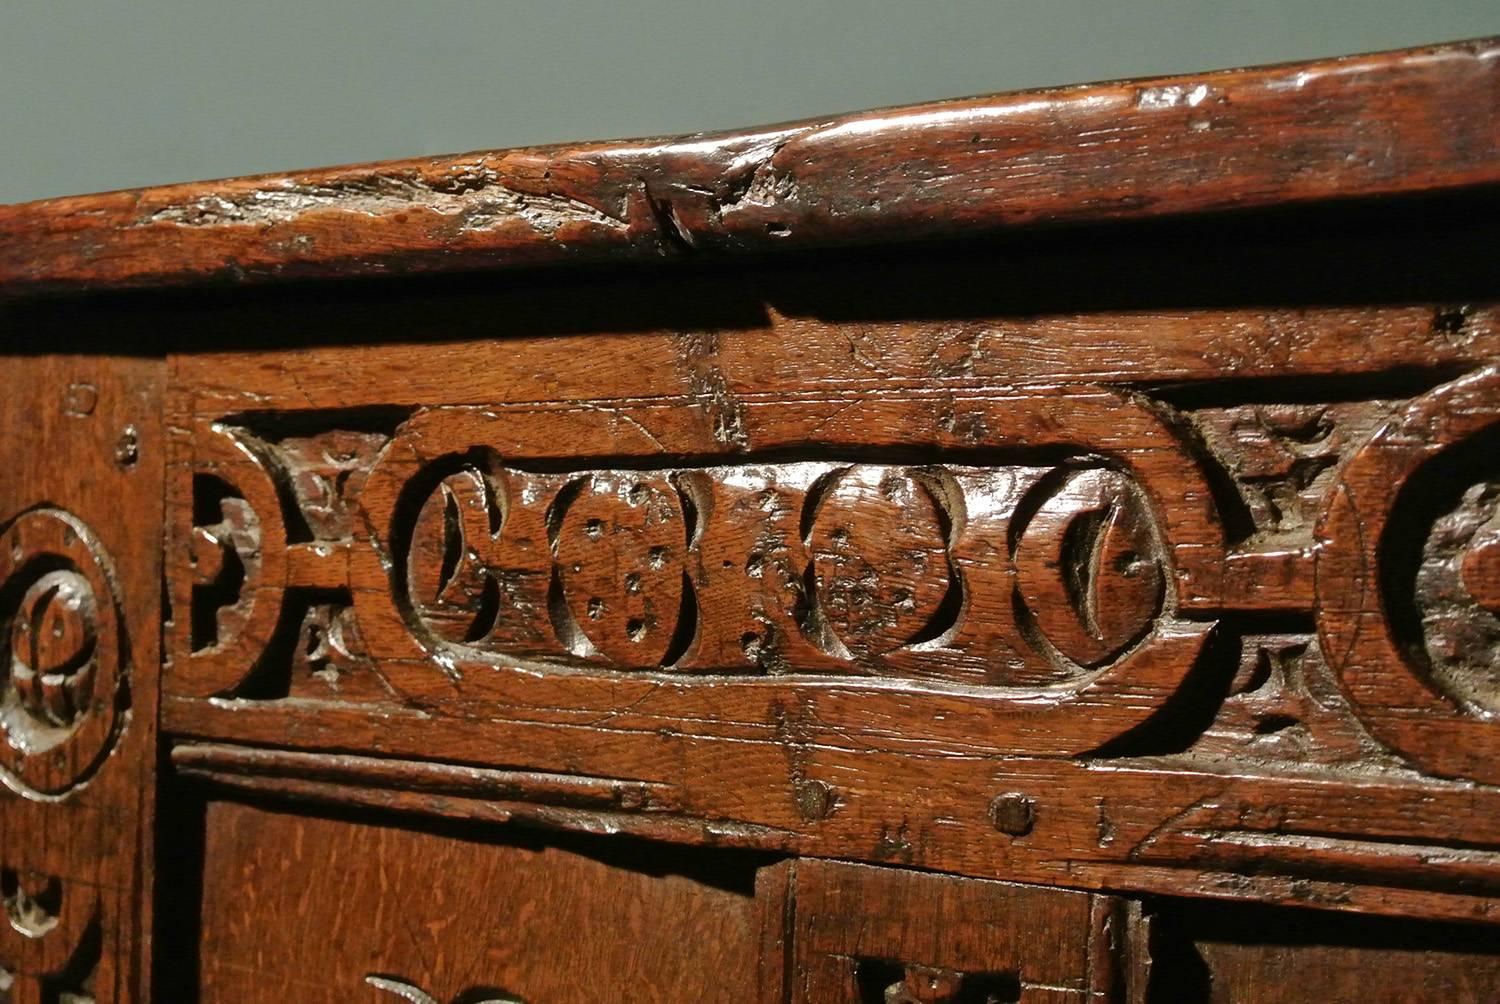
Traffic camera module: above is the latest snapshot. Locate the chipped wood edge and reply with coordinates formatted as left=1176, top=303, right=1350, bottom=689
left=1, top=37, right=1497, bottom=298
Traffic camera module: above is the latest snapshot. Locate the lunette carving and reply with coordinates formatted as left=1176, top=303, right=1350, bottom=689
left=170, top=367, right=1500, bottom=777
left=390, top=454, right=1185, bottom=688
left=357, top=392, right=1219, bottom=713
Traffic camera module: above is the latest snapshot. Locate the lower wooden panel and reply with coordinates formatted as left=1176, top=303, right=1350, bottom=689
left=789, top=860, right=1124, bottom=1003
left=195, top=801, right=786, bottom=1003
left=1147, top=899, right=1500, bottom=1003
left=179, top=797, right=1500, bottom=1001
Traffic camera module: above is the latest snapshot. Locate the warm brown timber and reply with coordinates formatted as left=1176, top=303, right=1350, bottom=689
left=194, top=802, right=788, bottom=1003
left=4, top=35, right=1500, bottom=1003
left=0, top=37, right=1495, bottom=297
left=0, top=349, right=163, bottom=1003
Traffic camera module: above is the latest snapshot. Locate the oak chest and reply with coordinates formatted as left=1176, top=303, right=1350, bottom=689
left=2, top=37, right=1500, bottom=1003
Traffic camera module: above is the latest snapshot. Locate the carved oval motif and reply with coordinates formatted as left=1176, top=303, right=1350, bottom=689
left=0, top=508, right=125, bottom=796
left=407, top=466, right=506, bottom=643
left=9, top=571, right=98, bottom=729
left=555, top=472, right=686, bottom=667
left=1013, top=468, right=1165, bottom=668
left=806, top=466, right=955, bottom=658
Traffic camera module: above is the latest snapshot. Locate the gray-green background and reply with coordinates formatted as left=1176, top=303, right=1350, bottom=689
left=3, top=2, right=1497, bottom=204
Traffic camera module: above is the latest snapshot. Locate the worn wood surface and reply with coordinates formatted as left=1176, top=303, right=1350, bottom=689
left=0, top=38, right=1497, bottom=297
left=789, top=860, right=1129, bottom=1003
left=142, top=220, right=1500, bottom=928
left=0, top=349, right=162, bottom=1003
left=1146, top=899, right=1500, bottom=1002
left=194, top=802, right=786, bottom=1003
left=2, top=35, right=1499, bottom=1002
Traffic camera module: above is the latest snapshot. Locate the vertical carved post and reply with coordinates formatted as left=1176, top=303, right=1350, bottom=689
left=0, top=354, right=162, bottom=1003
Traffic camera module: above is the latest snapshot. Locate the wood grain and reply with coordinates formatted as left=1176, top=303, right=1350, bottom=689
left=0, top=38, right=1496, bottom=297
left=789, top=860, right=1129, bottom=1003
left=0, top=350, right=162, bottom=1004
left=195, top=801, right=784, bottom=1003
left=142, top=217, right=1500, bottom=933
left=3, top=35, right=1500, bottom=1001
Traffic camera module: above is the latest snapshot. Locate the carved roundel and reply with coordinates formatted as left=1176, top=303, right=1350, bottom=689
left=1316, top=366, right=1500, bottom=783
left=805, top=465, right=958, bottom=659
left=1416, top=480, right=1500, bottom=713
left=555, top=471, right=687, bottom=668
left=1013, top=467, right=1166, bottom=672
left=0, top=508, right=126, bottom=796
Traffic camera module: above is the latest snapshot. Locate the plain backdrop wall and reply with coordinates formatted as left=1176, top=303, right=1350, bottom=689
left=3, top=2, right=1498, bottom=204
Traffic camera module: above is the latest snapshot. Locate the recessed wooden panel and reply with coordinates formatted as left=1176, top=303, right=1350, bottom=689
left=789, top=859, right=1127, bottom=1003
left=1148, top=900, right=1500, bottom=1003
left=196, top=801, right=785, bottom=1003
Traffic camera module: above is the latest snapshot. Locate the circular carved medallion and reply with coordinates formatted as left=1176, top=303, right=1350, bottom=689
left=805, top=466, right=957, bottom=659
left=1316, top=366, right=1500, bottom=783
left=0, top=508, right=126, bottom=797
left=1014, top=467, right=1166, bottom=672
left=1416, top=480, right=1500, bottom=714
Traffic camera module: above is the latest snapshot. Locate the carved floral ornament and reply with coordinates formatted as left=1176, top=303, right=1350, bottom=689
left=0, top=508, right=126, bottom=798
left=175, top=368, right=1500, bottom=774
left=1, top=861, right=100, bottom=1004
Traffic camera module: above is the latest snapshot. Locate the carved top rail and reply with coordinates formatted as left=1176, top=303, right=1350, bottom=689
left=0, top=37, right=1497, bottom=298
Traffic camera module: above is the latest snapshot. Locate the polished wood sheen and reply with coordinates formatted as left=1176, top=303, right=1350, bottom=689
left=3, top=36, right=1500, bottom=1003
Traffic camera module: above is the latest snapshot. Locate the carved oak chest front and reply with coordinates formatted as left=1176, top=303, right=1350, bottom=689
left=2, top=37, right=1499, bottom=1003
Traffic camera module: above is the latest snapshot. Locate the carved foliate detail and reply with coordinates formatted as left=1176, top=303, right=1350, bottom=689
left=1186, top=633, right=1390, bottom=766
left=170, top=370, right=1500, bottom=774
left=0, top=867, right=100, bottom=1004
left=1418, top=481, right=1500, bottom=713
left=174, top=420, right=389, bottom=699
left=0, top=509, right=125, bottom=798
left=189, top=476, right=263, bottom=656
left=364, top=974, right=522, bottom=1003
left=1191, top=402, right=1370, bottom=537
